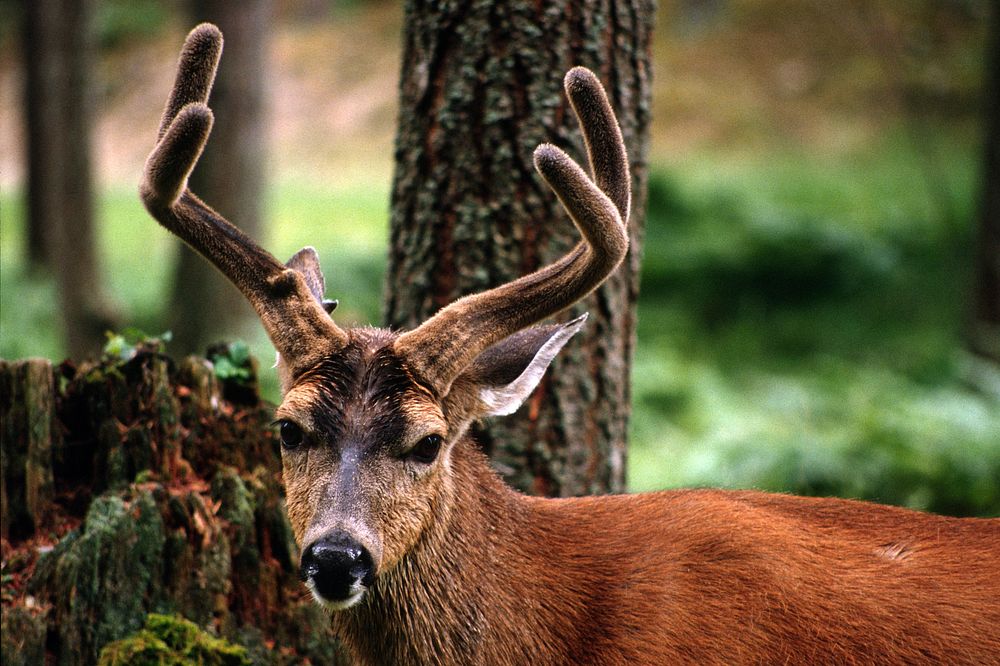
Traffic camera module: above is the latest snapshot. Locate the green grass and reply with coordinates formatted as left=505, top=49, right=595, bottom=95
left=266, top=180, right=389, bottom=326
left=1, top=195, right=65, bottom=361
left=0, top=181, right=390, bottom=401
left=2, top=128, right=997, bottom=516
left=629, top=130, right=1000, bottom=516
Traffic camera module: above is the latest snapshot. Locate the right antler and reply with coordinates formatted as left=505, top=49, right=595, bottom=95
left=140, top=24, right=347, bottom=375
left=394, top=67, right=631, bottom=395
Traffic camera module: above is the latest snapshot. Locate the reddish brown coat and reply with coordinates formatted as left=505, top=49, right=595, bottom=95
left=331, top=442, right=1000, bottom=665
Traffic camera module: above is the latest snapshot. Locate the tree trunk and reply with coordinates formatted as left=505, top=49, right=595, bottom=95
left=385, top=0, right=654, bottom=496
left=972, top=3, right=1000, bottom=362
left=0, top=359, right=56, bottom=542
left=168, top=0, right=271, bottom=356
left=23, top=0, right=117, bottom=359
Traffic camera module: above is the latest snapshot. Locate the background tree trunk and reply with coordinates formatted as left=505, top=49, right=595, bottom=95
left=385, top=0, right=654, bottom=496
left=971, top=3, right=1000, bottom=362
left=23, top=0, right=56, bottom=267
left=23, top=0, right=117, bottom=359
left=168, top=0, right=271, bottom=356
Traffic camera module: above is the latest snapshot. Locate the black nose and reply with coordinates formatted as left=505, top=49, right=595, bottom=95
left=300, top=532, right=375, bottom=602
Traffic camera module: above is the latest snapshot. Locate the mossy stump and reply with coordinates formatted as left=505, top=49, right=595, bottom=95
left=0, top=348, right=348, bottom=665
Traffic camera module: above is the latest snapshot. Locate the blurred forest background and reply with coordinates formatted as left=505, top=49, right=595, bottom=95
left=1, top=0, right=998, bottom=515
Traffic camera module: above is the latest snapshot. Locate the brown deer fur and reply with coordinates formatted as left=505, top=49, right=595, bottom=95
left=143, top=24, right=1000, bottom=666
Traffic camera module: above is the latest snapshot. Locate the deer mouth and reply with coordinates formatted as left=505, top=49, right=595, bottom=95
left=304, top=577, right=369, bottom=611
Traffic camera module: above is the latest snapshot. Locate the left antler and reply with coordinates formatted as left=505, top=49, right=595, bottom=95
left=139, top=24, right=348, bottom=376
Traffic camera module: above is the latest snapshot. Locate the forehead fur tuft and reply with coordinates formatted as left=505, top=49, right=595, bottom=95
left=284, top=328, right=432, bottom=443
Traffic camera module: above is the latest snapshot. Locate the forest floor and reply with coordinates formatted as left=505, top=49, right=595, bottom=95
left=1, top=1, right=997, bottom=512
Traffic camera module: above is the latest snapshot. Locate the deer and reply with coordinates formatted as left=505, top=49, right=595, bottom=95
left=141, top=24, right=1000, bottom=665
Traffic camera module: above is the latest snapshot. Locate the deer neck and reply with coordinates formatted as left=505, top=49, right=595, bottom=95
left=332, top=437, right=569, bottom=665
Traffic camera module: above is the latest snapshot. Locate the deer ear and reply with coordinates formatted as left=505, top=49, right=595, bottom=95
left=286, top=247, right=337, bottom=313
left=463, top=314, right=587, bottom=416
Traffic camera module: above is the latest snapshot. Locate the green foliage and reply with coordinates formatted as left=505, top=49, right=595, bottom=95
left=103, top=327, right=172, bottom=361
left=0, top=605, right=47, bottom=666
left=209, top=340, right=254, bottom=385
left=630, top=133, right=1000, bottom=517
left=0, top=182, right=386, bottom=379
left=98, top=614, right=249, bottom=666
left=0, top=195, right=61, bottom=361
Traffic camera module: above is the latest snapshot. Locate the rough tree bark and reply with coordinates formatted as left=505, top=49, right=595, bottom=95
left=23, top=0, right=118, bottom=358
left=168, top=0, right=270, bottom=356
left=385, top=0, right=654, bottom=496
left=972, top=3, right=1000, bottom=362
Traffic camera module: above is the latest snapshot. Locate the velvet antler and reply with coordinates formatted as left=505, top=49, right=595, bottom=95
left=139, top=24, right=347, bottom=379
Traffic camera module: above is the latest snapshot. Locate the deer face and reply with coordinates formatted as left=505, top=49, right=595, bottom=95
left=142, top=24, right=629, bottom=613
left=274, top=320, right=588, bottom=608
left=275, top=330, right=451, bottom=608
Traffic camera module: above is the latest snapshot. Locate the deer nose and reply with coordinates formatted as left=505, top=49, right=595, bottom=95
left=300, top=531, right=375, bottom=606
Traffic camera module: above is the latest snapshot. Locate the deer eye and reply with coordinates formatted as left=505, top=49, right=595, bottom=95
left=407, top=434, right=442, bottom=464
left=278, top=420, right=304, bottom=450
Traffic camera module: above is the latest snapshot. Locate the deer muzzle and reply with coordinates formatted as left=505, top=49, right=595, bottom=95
left=300, top=530, right=376, bottom=609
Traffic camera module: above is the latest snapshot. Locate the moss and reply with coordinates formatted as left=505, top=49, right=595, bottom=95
left=98, top=613, right=250, bottom=666
left=29, top=490, right=166, bottom=664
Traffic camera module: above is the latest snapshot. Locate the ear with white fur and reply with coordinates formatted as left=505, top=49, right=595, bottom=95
left=462, top=314, right=588, bottom=416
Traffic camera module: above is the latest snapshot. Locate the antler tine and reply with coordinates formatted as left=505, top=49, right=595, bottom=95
left=564, top=67, right=631, bottom=223
left=394, top=67, right=630, bottom=395
left=140, top=24, right=347, bottom=375
left=157, top=23, right=222, bottom=139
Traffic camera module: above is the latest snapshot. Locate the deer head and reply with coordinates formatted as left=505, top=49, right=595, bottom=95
left=141, top=24, right=629, bottom=610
